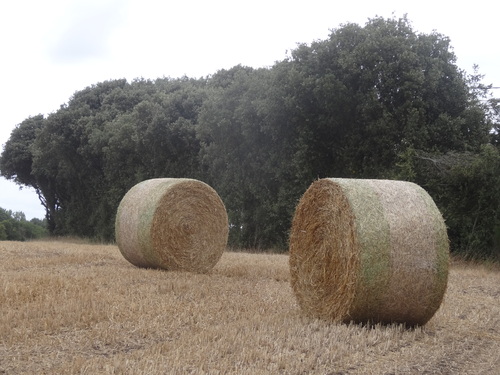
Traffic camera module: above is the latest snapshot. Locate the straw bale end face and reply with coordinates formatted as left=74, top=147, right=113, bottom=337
left=289, top=178, right=449, bottom=326
left=115, top=178, right=229, bottom=273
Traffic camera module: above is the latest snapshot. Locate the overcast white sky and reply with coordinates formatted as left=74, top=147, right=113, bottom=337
left=1, top=0, right=499, bottom=220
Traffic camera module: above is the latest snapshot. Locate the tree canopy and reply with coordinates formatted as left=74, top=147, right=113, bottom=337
left=1, top=16, right=498, bottom=258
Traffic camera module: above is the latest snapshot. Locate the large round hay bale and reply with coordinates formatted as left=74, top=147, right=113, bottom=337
left=289, top=178, right=449, bottom=326
left=115, top=178, right=228, bottom=273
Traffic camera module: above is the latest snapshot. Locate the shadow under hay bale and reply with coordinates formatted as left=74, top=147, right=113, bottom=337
left=115, top=178, right=228, bottom=273
left=289, top=178, right=449, bottom=326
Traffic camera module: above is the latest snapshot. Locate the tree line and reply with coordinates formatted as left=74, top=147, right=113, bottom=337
left=1, top=16, right=499, bottom=258
left=0, top=207, right=48, bottom=241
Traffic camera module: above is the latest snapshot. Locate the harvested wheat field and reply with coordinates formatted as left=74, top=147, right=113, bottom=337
left=1, top=241, right=499, bottom=374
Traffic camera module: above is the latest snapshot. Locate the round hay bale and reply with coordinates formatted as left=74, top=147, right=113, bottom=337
left=115, top=178, right=228, bottom=273
left=289, top=178, right=449, bottom=326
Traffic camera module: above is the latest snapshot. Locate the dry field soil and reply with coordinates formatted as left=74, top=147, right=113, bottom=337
left=1, top=240, right=499, bottom=374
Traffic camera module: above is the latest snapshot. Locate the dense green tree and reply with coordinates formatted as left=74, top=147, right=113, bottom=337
left=199, top=66, right=286, bottom=248
left=9, top=77, right=207, bottom=240
left=0, top=115, right=55, bottom=226
left=198, top=16, right=493, bottom=248
left=0, top=115, right=43, bottom=186
left=30, top=79, right=130, bottom=237
left=282, top=16, right=489, bottom=179
left=198, top=65, right=310, bottom=249
left=0, top=223, right=7, bottom=240
left=396, top=144, right=500, bottom=259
